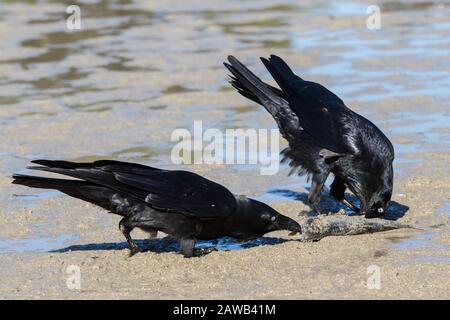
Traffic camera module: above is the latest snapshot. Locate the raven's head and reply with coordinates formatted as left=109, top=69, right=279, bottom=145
left=361, top=160, right=393, bottom=218
left=232, top=197, right=302, bottom=239
left=252, top=199, right=302, bottom=234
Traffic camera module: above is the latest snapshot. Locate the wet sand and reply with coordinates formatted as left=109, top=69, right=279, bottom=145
left=1, top=0, right=449, bottom=299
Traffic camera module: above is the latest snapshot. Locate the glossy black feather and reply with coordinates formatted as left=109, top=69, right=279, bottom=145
left=225, top=55, right=395, bottom=218
left=11, top=174, right=137, bottom=215
left=13, top=160, right=302, bottom=256
left=261, top=55, right=355, bottom=155
left=29, top=159, right=236, bottom=219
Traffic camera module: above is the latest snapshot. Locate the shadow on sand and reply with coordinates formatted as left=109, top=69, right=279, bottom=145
left=50, top=236, right=292, bottom=255
left=50, top=189, right=409, bottom=255
left=268, top=188, right=409, bottom=220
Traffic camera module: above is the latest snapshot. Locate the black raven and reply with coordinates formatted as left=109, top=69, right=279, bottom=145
left=224, top=55, right=394, bottom=218
left=12, top=160, right=301, bottom=257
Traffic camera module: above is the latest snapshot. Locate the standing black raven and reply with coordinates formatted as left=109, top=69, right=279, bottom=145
left=224, top=55, right=394, bottom=218
left=12, top=160, right=301, bottom=257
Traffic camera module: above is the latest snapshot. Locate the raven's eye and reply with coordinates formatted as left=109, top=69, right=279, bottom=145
left=377, top=208, right=384, bottom=213
left=270, top=216, right=276, bottom=222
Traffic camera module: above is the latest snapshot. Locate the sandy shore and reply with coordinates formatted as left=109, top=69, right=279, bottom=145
left=0, top=0, right=449, bottom=299
left=1, top=152, right=449, bottom=299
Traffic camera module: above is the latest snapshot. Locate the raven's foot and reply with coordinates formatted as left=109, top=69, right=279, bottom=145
left=309, top=202, right=323, bottom=215
left=119, top=218, right=141, bottom=257
left=128, top=246, right=141, bottom=257
left=194, top=247, right=217, bottom=256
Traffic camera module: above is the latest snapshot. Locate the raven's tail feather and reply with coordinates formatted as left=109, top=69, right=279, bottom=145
left=12, top=174, right=90, bottom=190
left=224, top=55, right=288, bottom=117
left=12, top=174, right=128, bottom=215
left=30, top=159, right=155, bottom=171
left=12, top=174, right=102, bottom=205
left=260, top=55, right=307, bottom=96
left=224, top=55, right=301, bottom=137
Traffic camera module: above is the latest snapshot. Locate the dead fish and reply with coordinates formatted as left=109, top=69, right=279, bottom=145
left=294, top=214, right=417, bottom=241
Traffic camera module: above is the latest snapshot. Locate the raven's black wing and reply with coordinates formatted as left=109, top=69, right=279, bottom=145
left=110, top=168, right=237, bottom=219
left=28, top=160, right=237, bottom=219
left=261, top=55, right=359, bottom=155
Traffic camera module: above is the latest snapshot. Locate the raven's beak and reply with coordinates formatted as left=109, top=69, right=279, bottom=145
left=274, top=215, right=302, bottom=235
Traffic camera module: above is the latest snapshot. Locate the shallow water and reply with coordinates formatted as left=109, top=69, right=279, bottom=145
left=0, top=234, right=79, bottom=253
left=386, top=201, right=450, bottom=262
left=1, top=0, right=449, bottom=254
left=0, top=234, right=288, bottom=254
left=388, top=231, right=450, bottom=263
left=49, top=236, right=289, bottom=254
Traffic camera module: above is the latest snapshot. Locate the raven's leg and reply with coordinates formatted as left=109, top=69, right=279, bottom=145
left=179, top=238, right=196, bottom=258
left=308, top=171, right=329, bottom=214
left=330, top=177, right=359, bottom=212
left=119, top=218, right=141, bottom=257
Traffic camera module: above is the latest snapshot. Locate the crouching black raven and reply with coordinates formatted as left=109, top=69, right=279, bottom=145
left=12, top=160, right=301, bottom=257
left=224, top=55, right=394, bottom=218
